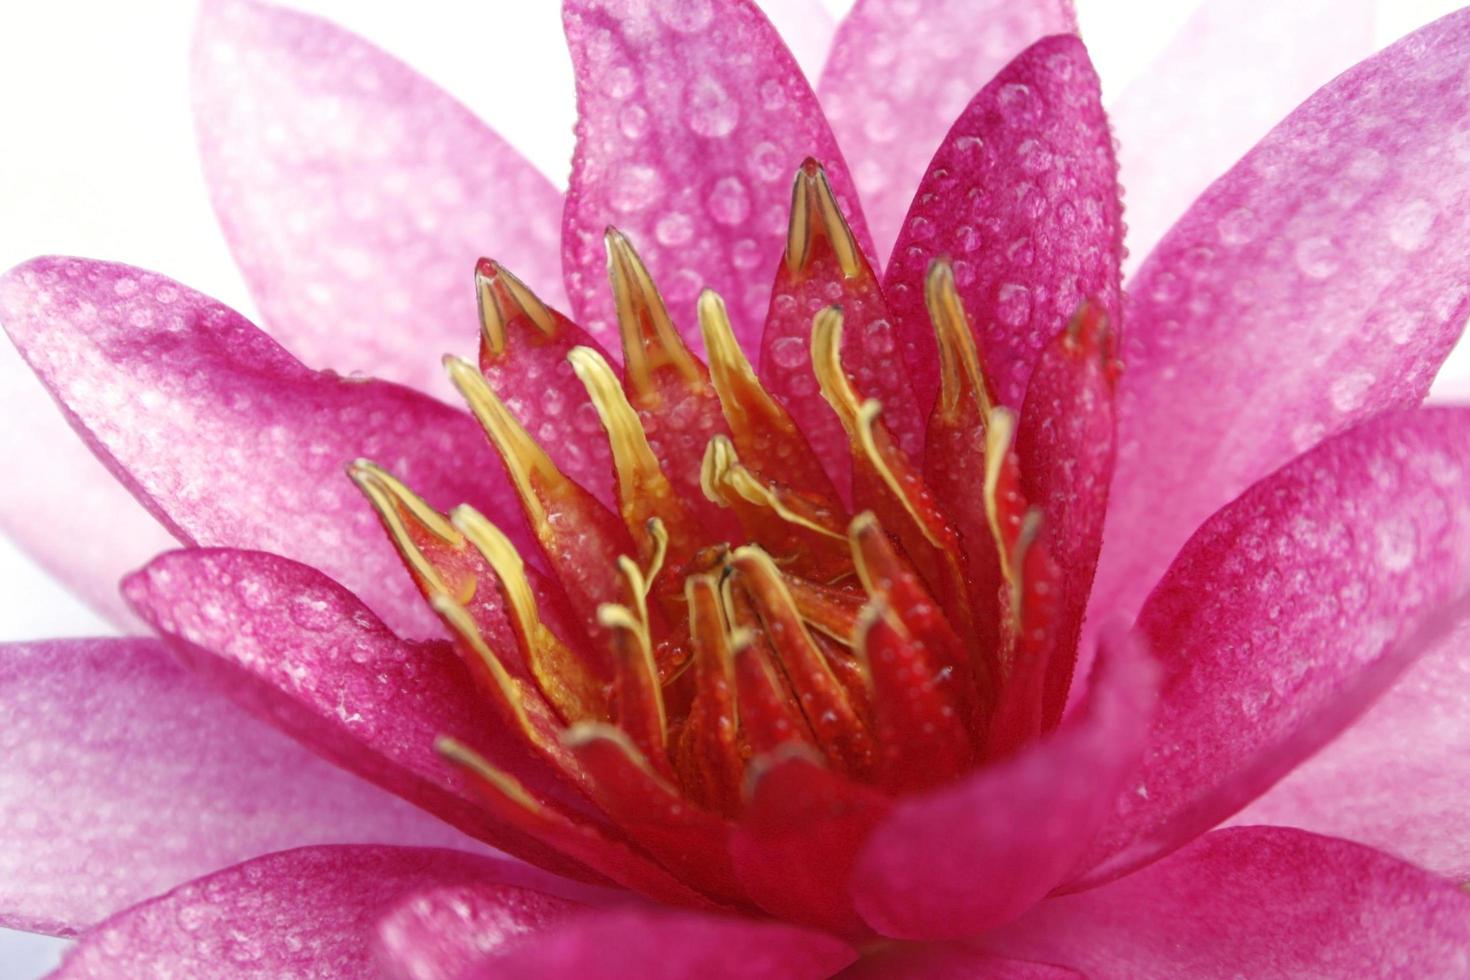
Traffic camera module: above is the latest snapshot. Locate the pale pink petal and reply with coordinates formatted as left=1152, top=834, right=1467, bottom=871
left=562, top=0, right=870, bottom=353
left=0, top=639, right=477, bottom=938
left=1095, top=9, right=1470, bottom=627
left=818, top=0, right=1076, bottom=261
left=0, top=335, right=173, bottom=627
left=840, top=947, right=1081, bottom=980
left=0, top=256, right=529, bottom=639
left=757, top=0, right=834, bottom=81
left=1082, top=408, right=1470, bottom=884
left=1233, top=616, right=1470, bottom=881
left=852, top=626, right=1157, bottom=940
left=54, top=846, right=573, bottom=979
left=883, top=35, right=1123, bottom=414
left=1112, top=0, right=1375, bottom=270
left=193, top=0, right=564, bottom=397
left=375, top=881, right=585, bottom=980
left=988, top=827, right=1470, bottom=977
left=123, top=547, right=596, bottom=882
left=460, top=907, right=856, bottom=980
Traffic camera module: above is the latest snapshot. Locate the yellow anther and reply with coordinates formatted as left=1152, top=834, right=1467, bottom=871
left=1010, top=508, right=1046, bottom=626
left=928, top=259, right=995, bottom=422
left=445, top=355, right=561, bottom=528
left=430, top=592, right=532, bottom=731
left=982, top=406, right=1020, bottom=584
left=700, top=436, right=845, bottom=541
left=595, top=603, right=668, bottom=747
left=476, top=260, right=557, bottom=358
left=348, top=460, right=470, bottom=603
left=568, top=346, right=670, bottom=509
left=605, top=228, right=704, bottom=400
left=785, top=160, right=863, bottom=279
left=436, top=737, right=544, bottom=810
left=699, top=289, right=786, bottom=428
left=811, top=306, right=862, bottom=422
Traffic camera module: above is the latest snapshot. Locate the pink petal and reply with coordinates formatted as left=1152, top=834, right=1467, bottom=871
left=0, top=335, right=173, bottom=627
left=460, top=907, right=857, bottom=980
left=1111, top=0, right=1375, bottom=270
left=818, top=0, right=1076, bottom=261
left=562, top=0, right=870, bottom=353
left=1094, top=9, right=1470, bottom=627
left=988, top=827, right=1470, bottom=977
left=1082, top=408, right=1470, bottom=884
left=1233, top=616, right=1470, bottom=881
left=851, top=626, right=1158, bottom=940
left=841, top=947, right=1081, bottom=980
left=0, top=256, right=529, bottom=639
left=0, top=639, right=476, bottom=938
left=883, top=35, right=1123, bottom=415
left=758, top=0, right=834, bottom=82
left=192, top=0, right=564, bottom=398
left=123, top=547, right=596, bottom=882
left=375, top=881, right=584, bottom=980
left=54, top=845, right=574, bottom=979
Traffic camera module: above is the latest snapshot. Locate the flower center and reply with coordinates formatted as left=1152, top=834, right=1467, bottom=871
left=350, top=160, right=1115, bottom=904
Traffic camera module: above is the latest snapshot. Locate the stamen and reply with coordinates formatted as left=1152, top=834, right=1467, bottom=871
left=597, top=600, right=670, bottom=772
left=605, top=227, right=704, bottom=402
left=476, top=258, right=557, bottom=358
left=678, top=574, right=743, bottom=814
left=698, top=289, right=839, bottom=502
left=927, top=259, right=996, bottom=422
left=982, top=407, right=1025, bottom=586
left=451, top=504, right=607, bottom=724
left=347, top=459, right=470, bottom=602
left=785, top=158, right=863, bottom=280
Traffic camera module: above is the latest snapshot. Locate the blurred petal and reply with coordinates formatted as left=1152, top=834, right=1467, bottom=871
left=989, top=827, right=1470, bottom=977
left=562, top=0, right=869, bottom=352
left=1096, top=9, right=1470, bottom=625
left=0, top=639, right=475, bottom=937
left=853, top=627, right=1157, bottom=939
left=460, top=907, right=856, bottom=980
left=0, top=256, right=529, bottom=639
left=1084, top=408, right=1470, bottom=883
left=1112, top=0, right=1375, bottom=270
left=818, top=0, right=1076, bottom=260
left=0, top=336, right=172, bottom=627
left=883, top=35, right=1123, bottom=414
left=54, top=846, right=568, bottom=979
left=193, top=0, right=565, bottom=397
left=1234, top=617, right=1470, bottom=881
left=840, top=946, right=1081, bottom=980
left=124, top=547, right=597, bottom=882
left=375, top=880, right=583, bottom=980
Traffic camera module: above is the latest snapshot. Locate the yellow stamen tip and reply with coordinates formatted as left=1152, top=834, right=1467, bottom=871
left=476, top=259, right=557, bottom=358
left=605, top=227, right=703, bottom=399
left=785, top=159, right=863, bottom=280
left=927, top=258, right=995, bottom=421
left=568, top=346, right=667, bottom=506
left=811, top=306, right=861, bottom=422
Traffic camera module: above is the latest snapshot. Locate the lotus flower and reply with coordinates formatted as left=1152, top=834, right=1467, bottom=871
left=6, top=0, right=1470, bottom=976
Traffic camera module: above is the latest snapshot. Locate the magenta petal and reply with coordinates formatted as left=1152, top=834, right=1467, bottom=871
left=759, top=1, right=834, bottom=81
left=53, top=846, right=566, bottom=979
left=0, top=336, right=173, bottom=626
left=123, top=547, right=592, bottom=881
left=883, top=35, right=1123, bottom=414
left=375, top=881, right=584, bottom=980
left=851, top=626, right=1157, bottom=940
left=1112, top=0, right=1374, bottom=268
left=562, top=0, right=870, bottom=352
left=0, top=639, right=475, bottom=938
left=461, top=908, right=856, bottom=980
left=1095, top=9, right=1470, bottom=625
left=818, top=1, right=1076, bottom=262
left=988, top=827, right=1470, bottom=977
left=192, top=0, right=565, bottom=397
left=841, top=946, right=1081, bottom=980
left=1233, top=618, right=1470, bottom=881
left=1083, top=408, right=1470, bottom=884
left=0, top=256, right=529, bottom=638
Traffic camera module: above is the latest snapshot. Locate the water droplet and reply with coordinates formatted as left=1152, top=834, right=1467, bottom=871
left=996, top=283, right=1031, bottom=327
left=1217, top=207, right=1257, bottom=246
left=619, top=104, right=649, bottom=139
left=660, top=0, right=712, bottom=32
left=1329, top=370, right=1374, bottom=412
left=1389, top=199, right=1436, bottom=252
left=1294, top=237, right=1339, bottom=279
left=732, top=238, right=762, bottom=270
left=771, top=336, right=807, bottom=369
left=609, top=165, right=661, bottom=214
left=707, top=176, right=751, bottom=225
left=997, top=83, right=1038, bottom=123
left=749, top=142, right=786, bottom=182
left=687, top=76, right=739, bottom=138
left=655, top=211, right=694, bottom=246
left=1376, top=517, right=1416, bottom=572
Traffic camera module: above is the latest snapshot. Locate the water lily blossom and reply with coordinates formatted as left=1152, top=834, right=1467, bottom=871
left=6, top=0, right=1470, bottom=976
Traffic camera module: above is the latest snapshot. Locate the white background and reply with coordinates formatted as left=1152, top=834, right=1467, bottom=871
left=0, top=0, right=1463, bottom=973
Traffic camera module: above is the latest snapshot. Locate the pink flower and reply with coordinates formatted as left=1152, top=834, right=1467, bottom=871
left=4, top=0, right=1470, bottom=975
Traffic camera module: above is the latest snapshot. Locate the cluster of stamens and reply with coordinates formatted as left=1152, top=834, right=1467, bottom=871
left=349, top=161, right=1115, bottom=906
